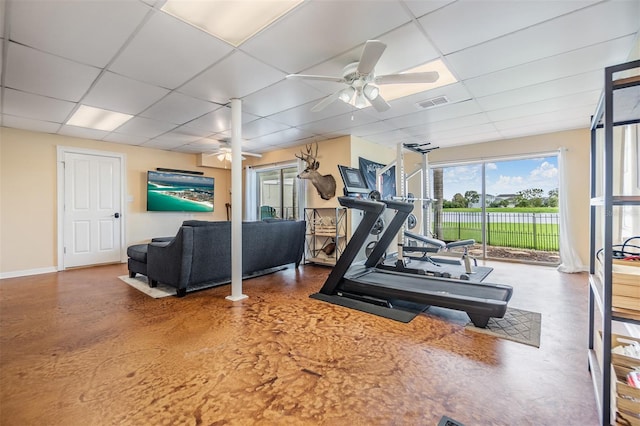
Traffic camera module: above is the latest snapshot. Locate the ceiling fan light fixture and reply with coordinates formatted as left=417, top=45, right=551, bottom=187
left=338, top=86, right=355, bottom=103
left=354, top=92, right=368, bottom=109
left=363, top=84, right=379, bottom=101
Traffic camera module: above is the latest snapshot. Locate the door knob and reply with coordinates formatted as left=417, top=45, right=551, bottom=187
left=114, top=212, right=120, bottom=218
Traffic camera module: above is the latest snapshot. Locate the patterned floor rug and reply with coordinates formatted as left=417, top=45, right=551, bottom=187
left=118, top=275, right=175, bottom=298
left=465, top=307, right=542, bottom=347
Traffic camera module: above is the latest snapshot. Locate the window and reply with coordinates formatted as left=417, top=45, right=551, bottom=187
left=246, top=163, right=303, bottom=221
left=431, top=154, right=560, bottom=263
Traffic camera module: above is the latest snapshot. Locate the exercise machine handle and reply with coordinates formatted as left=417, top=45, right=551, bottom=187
left=338, top=196, right=385, bottom=214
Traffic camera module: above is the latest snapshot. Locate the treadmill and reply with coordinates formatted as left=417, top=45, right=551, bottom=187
left=311, top=196, right=513, bottom=328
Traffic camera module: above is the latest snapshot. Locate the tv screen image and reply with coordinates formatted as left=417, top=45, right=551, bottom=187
left=147, top=171, right=214, bottom=212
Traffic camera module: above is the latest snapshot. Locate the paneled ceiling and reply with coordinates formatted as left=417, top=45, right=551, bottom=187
left=1, top=0, right=638, bottom=155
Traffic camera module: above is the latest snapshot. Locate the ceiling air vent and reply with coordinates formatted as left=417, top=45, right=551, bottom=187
left=416, top=95, right=449, bottom=109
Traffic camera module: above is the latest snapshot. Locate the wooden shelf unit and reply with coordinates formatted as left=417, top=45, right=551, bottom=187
left=304, top=207, right=348, bottom=266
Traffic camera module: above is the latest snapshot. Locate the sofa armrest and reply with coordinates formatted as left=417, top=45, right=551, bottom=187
left=151, top=236, right=174, bottom=243
left=147, top=227, right=194, bottom=290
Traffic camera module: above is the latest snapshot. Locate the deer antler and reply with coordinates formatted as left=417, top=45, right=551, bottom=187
left=295, top=143, right=318, bottom=166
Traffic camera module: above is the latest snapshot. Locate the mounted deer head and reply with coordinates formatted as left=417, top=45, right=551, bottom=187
left=295, top=142, right=336, bottom=200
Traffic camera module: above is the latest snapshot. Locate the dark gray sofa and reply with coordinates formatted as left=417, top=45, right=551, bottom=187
left=127, top=220, right=306, bottom=297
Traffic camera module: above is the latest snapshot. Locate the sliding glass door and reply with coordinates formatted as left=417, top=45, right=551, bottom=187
left=432, top=154, right=560, bottom=264
left=255, top=165, right=300, bottom=220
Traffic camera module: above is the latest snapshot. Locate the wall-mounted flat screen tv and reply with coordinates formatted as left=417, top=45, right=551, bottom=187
left=147, top=171, right=214, bottom=212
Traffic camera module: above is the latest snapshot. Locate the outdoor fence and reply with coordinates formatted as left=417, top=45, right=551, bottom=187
left=437, top=211, right=560, bottom=252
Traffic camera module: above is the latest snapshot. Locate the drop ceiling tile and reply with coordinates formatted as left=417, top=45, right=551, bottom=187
left=142, top=131, right=202, bottom=150
left=387, top=99, right=483, bottom=128
left=300, top=23, right=439, bottom=80
left=404, top=0, right=455, bottom=18
left=464, top=36, right=637, bottom=98
left=141, top=139, right=189, bottom=150
left=248, top=127, right=317, bottom=147
left=349, top=120, right=397, bottom=138
left=419, top=0, right=597, bottom=55
left=110, top=11, right=233, bottom=89
left=241, top=1, right=412, bottom=73
left=3, top=88, right=76, bottom=123
left=5, top=42, right=100, bottom=102
left=430, top=123, right=498, bottom=140
left=58, top=125, right=110, bottom=140
left=9, top=0, right=149, bottom=67
left=115, top=116, right=177, bottom=138
left=404, top=113, right=491, bottom=138
left=494, top=105, right=594, bottom=131
left=140, top=92, right=219, bottom=125
left=242, top=118, right=291, bottom=140
left=183, top=138, right=221, bottom=149
left=373, top=82, right=473, bottom=120
left=434, top=129, right=504, bottom=148
left=0, top=114, right=61, bottom=134
left=242, top=79, right=325, bottom=117
left=179, top=51, right=285, bottom=104
left=363, top=129, right=414, bottom=145
left=82, top=72, right=170, bottom=115
left=173, top=144, right=211, bottom=154
left=268, top=100, right=351, bottom=128
left=184, top=107, right=260, bottom=133
left=476, top=71, right=603, bottom=112
left=298, top=110, right=379, bottom=135
left=446, top=1, right=639, bottom=79
left=168, top=125, right=213, bottom=139
left=486, top=90, right=601, bottom=122
left=498, top=116, right=590, bottom=140
left=103, top=132, right=149, bottom=146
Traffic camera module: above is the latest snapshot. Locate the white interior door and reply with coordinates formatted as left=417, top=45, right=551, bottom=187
left=63, top=152, right=122, bottom=268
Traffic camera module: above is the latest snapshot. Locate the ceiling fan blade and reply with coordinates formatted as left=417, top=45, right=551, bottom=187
left=310, top=91, right=341, bottom=112
left=369, top=94, right=391, bottom=112
left=357, top=40, right=386, bottom=75
left=375, top=71, right=439, bottom=85
left=286, top=74, right=345, bottom=83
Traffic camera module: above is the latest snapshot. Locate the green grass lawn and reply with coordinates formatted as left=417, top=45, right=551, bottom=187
left=440, top=223, right=559, bottom=251
left=436, top=208, right=559, bottom=251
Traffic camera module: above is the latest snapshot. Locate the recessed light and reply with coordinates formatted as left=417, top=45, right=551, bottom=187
left=67, top=105, right=133, bottom=132
left=161, top=0, right=304, bottom=47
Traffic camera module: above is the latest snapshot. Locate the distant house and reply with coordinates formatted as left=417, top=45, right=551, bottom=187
left=495, top=193, right=518, bottom=207
left=469, top=194, right=496, bottom=208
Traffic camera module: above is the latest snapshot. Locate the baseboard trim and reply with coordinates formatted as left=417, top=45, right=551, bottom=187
left=0, top=267, right=58, bottom=280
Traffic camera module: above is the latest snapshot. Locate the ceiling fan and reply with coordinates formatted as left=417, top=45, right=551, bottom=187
left=286, top=40, right=439, bottom=113
left=205, top=139, right=262, bottom=162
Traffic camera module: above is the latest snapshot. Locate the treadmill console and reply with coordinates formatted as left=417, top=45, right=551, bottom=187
left=337, top=165, right=371, bottom=197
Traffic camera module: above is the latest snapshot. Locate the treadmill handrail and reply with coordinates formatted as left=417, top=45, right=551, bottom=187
left=338, top=196, right=385, bottom=212
left=318, top=196, right=385, bottom=295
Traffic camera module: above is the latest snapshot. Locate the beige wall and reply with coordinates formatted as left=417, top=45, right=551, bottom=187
left=0, top=127, right=230, bottom=276
left=428, top=128, right=591, bottom=264
left=0, top=124, right=592, bottom=276
left=248, top=136, right=351, bottom=209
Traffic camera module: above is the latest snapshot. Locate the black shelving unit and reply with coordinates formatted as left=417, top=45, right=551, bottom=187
left=588, top=59, right=640, bottom=426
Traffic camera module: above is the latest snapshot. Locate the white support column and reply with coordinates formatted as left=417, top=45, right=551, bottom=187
left=422, top=153, right=430, bottom=238
left=226, top=98, right=248, bottom=302
left=396, top=143, right=405, bottom=263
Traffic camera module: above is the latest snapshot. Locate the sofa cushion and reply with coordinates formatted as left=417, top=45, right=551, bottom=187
left=182, top=220, right=224, bottom=227
left=127, top=244, right=148, bottom=263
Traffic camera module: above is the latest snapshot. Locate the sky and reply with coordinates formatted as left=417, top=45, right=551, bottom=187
left=436, top=156, right=559, bottom=200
